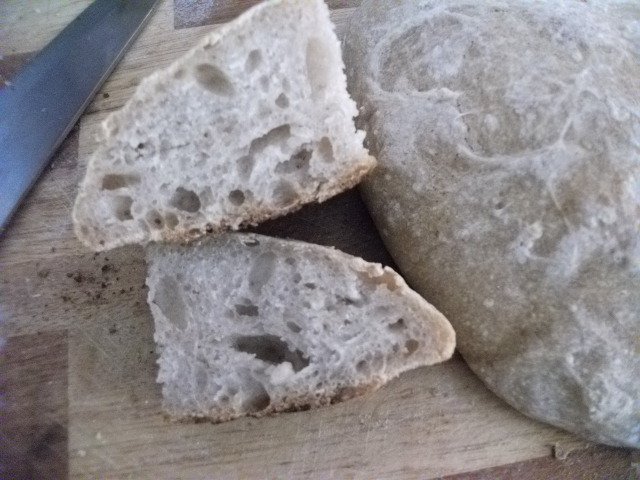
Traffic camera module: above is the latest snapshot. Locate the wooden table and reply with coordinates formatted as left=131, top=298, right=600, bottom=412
left=1, top=1, right=638, bottom=478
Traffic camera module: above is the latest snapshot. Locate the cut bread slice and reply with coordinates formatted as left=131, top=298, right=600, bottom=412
left=146, top=233, right=456, bottom=421
left=73, top=0, right=375, bottom=251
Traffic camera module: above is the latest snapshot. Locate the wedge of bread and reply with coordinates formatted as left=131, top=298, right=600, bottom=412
left=73, top=0, right=375, bottom=251
left=146, top=233, right=455, bottom=421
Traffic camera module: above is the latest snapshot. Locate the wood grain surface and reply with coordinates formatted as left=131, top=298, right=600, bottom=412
left=1, top=1, right=638, bottom=479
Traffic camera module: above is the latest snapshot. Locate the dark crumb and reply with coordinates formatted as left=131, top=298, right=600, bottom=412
left=37, top=269, right=50, bottom=279
left=108, top=326, right=117, bottom=334
left=129, top=286, right=134, bottom=292
left=99, top=240, right=105, bottom=246
left=102, top=92, right=110, bottom=99
left=61, top=295, right=71, bottom=302
left=101, top=282, right=107, bottom=289
left=50, top=247, right=56, bottom=253
left=66, top=272, right=73, bottom=278
left=205, top=223, right=214, bottom=233
left=120, top=289, right=126, bottom=294
left=115, top=277, right=120, bottom=281
left=94, top=292, right=102, bottom=300
left=101, top=264, right=111, bottom=274
left=72, top=272, right=83, bottom=283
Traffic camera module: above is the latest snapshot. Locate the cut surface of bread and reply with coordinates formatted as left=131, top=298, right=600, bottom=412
left=73, top=0, right=375, bottom=251
left=146, top=233, right=455, bottom=421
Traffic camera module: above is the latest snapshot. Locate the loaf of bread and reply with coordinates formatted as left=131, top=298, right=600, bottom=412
left=146, top=233, right=455, bottom=421
left=73, top=0, right=375, bottom=251
left=344, top=0, right=640, bottom=447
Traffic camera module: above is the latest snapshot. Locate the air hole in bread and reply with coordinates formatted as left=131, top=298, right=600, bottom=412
left=356, top=360, right=368, bottom=373
left=285, top=257, right=296, bottom=266
left=146, top=209, right=164, bottom=229
left=232, top=335, right=310, bottom=372
left=337, top=295, right=363, bottom=308
left=174, top=68, right=185, bottom=79
left=275, top=147, right=312, bottom=175
left=165, top=212, right=179, bottom=229
left=236, top=155, right=255, bottom=179
left=228, top=189, right=246, bottom=206
left=101, top=174, right=140, bottom=190
left=306, top=37, right=332, bottom=96
left=170, top=187, right=201, bottom=213
left=272, top=180, right=299, bottom=207
left=286, top=321, right=302, bottom=333
left=249, top=124, right=291, bottom=155
left=194, top=63, right=234, bottom=96
left=275, top=93, right=289, bottom=108
left=242, top=381, right=271, bottom=413
left=153, top=276, right=187, bottom=330
left=292, top=272, right=302, bottom=283
left=245, top=49, right=262, bottom=72
left=388, top=318, right=406, bottom=332
left=259, top=75, right=270, bottom=91
left=113, top=196, right=133, bottom=221
left=318, top=137, right=335, bottom=163
left=248, top=251, right=277, bottom=293
left=405, top=339, right=419, bottom=355
left=234, top=302, right=259, bottom=317
left=303, top=282, right=316, bottom=289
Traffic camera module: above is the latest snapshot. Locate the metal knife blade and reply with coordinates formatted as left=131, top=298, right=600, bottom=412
left=0, top=0, right=160, bottom=234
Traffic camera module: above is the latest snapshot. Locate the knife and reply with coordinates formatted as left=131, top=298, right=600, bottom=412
left=0, top=0, right=160, bottom=234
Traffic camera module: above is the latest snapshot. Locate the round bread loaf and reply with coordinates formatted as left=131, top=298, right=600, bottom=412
left=344, top=0, right=640, bottom=447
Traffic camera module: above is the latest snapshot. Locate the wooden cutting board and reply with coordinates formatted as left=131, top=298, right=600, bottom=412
left=1, top=1, right=637, bottom=479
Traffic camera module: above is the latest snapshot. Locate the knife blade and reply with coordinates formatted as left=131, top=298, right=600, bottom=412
left=0, top=0, right=160, bottom=234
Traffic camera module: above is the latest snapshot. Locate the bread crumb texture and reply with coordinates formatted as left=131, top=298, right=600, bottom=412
left=146, top=233, right=454, bottom=421
left=73, top=0, right=374, bottom=251
left=344, top=0, right=640, bottom=447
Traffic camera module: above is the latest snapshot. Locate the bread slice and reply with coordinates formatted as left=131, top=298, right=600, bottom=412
left=73, top=0, right=375, bottom=251
left=146, top=233, right=455, bottom=421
